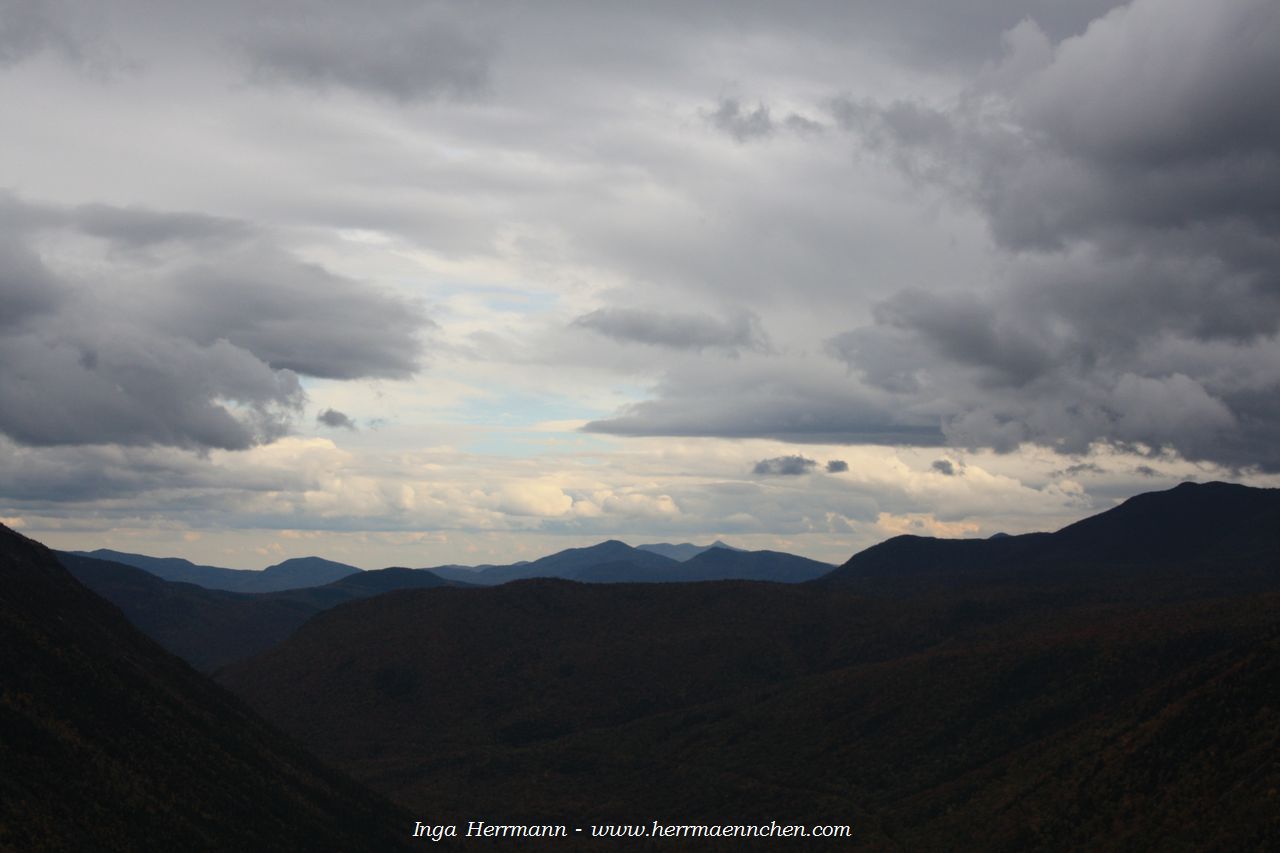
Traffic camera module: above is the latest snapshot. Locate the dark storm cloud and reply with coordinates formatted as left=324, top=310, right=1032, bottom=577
left=826, top=459, right=848, bottom=473
left=0, top=193, right=250, bottom=248
left=826, top=2, right=1280, bottom=255
left=13, top=210, right=428, bottom=382
left=0, top=314, right=303, bottom=451
left=1058, top=463, right=1106, bottom=477
left=810, top=0, right=1126, bottom=69
left=0, top=195, right=430, bottom=451
left=1021, top=2, right=1280, bottom=167
left=844, top=1, right=1280, bottom=257
left=0, top=440, right=203, bottom=503
left=572, top=307, right=769, bottom=354
left=583, top=359, right=944, bottom=445
left=317, top=408, right=356, bottom=430
left=868, top=289, right=1057, bottom=388
left=753, top=455, right=817, bottom=476
left=784, top=114, right=825, bottom=135
left=70, top=204, right=252, bottom=248
left=931, top=459, right=955, bottom=477
left=707, top=98, right=775, bottom=142
left=0, top=434, right=329, bottom=505
left=517, top=0, right=1126, bottom=75
left=824, top=0, right=1280, bottom=471
left=3, top=0, right=1127, bottom=82
left=0, top=238, right=62, bottom=329
left=240, top=5, right=492, bottom=102
left=706, top=97, right=827, bottom=143
left=167, top=250, right=429, bottom=380
left=587, top=400, right=942, bottom=444
left=829, top=97, right=956, bottom=162
left=0, top=0, right=80, bottom=66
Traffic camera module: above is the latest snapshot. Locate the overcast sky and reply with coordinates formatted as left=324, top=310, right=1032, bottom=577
left=3, top=0, right=1278, bottom=568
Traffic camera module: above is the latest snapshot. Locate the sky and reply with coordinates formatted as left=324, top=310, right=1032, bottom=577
left=2, top=0, right=1279, bottom=569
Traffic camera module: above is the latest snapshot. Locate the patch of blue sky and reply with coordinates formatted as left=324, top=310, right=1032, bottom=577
left=442, top=389, right=615, bottom=456
left=446, top=376, right=652, bottom=427
left=461, top=427, right=616, bottom=458
left=425, top=281, right=562, bottom=315
left=449, top=388, right=584, bottom=425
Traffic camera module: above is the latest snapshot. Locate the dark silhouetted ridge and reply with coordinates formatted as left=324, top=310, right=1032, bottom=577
left=680, top=546, right=832, bottom=581
left=69, top=548, right=363, bottom=592
left=1050, top=480, right=1280, bottom=563
left=322, top=565, right=449, bottom=595
left=1, top=524, right=410, bottom=851
left=824, top=481, right=1280, bottom=587
left=60, top=552, right=450, bottom=671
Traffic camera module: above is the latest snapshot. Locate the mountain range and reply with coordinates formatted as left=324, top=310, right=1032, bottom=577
left=67, top=549, right=363, bottom=592
left=424, top=539, right=830, bottom=585
left=59, top=539, right=831, bottom=671
left=73, top=537, right=829, bottom=592
left=58, top=554, right=453, bottom=671
left=8, top=481, right=1279, bottom=848
left=214, top=481, right=1280, bottom=846
left=635, top=539, right=743, bottom=561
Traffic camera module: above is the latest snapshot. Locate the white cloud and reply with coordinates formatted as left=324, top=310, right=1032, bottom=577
left=488, top=482, right=574, bottom=518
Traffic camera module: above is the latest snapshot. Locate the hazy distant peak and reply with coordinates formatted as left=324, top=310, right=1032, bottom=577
left=637, top=540, right=738, bottom=562
left=258, top=556, right=361, bottom=591
left=262, top=556, right=362, bottom=574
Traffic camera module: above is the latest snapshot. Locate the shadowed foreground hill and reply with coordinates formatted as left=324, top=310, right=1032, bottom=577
left=59, top=553, right=450, bottom=671
left=219, top=483, right=1280, bottom=848
left=0, top=525, right=411, bottom=852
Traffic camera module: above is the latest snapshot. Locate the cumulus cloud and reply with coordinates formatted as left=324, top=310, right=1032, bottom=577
left=0, top=194, right=429, bottom=451
left=876, top=511, right=980, bottom=539
left=753, top=455, right=817, bottom=476
left=317, top=408, right=357, bottom=430
left=932, top=459, right=956, bottom=476
left=826, top=459, right=849, bottom=473
left=0, top=333, right=303, bottom=451
left=572, top=307, right=770, bottom=354
left=824, top=0, right=1280, bottom=470
left=489, top=482, right=573, bottom=517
